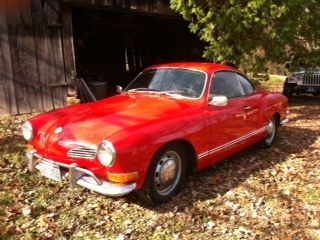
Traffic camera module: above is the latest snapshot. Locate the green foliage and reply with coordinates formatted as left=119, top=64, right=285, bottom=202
left=170, top=0, right=320, bottom=71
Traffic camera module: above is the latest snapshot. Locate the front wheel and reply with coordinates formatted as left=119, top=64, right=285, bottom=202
left=140, top=143, right=187, bottom=204
left=262, top=116, right=278, bottom=148
left=282, top=82, right=294, bottom=98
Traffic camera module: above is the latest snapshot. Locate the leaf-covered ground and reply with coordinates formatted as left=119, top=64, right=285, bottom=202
left=0, top=96, right=319, bottom=240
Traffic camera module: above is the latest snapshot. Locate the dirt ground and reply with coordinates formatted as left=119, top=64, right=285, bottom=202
left=0, top=95, right=319, bottom=240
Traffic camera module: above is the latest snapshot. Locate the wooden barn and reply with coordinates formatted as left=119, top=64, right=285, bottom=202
left=0, top=0, right=203, bottom=116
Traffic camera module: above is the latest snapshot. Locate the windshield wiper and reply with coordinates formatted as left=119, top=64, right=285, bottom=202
left=128, top=88, right=160, bottom=92
left=159, top=90, right=187, bottom=98
left=164, top=90, right=184, bottom=94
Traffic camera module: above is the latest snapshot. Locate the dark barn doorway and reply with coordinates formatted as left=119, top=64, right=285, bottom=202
left=72, top=7, right=204, bottom=98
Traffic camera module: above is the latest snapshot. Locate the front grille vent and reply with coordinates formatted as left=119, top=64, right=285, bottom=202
left=67, top=147, right=97, bottom=160
left=302, top=74, right=320, bottom=86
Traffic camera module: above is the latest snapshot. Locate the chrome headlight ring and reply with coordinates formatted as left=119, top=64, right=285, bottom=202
left=22, top=121, right=33, bottom=141
left=97, top=140, right=116, bottom=167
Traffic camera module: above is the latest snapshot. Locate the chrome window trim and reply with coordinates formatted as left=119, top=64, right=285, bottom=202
left=208, top=70, right=257, bottom=102
left=209, top=70, right=243, bottom=100
left=235, top=72, right=256, bottom=96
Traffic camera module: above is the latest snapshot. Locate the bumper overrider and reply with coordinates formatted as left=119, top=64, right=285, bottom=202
left=280, top=118, right=289, bottom=126
left=26, top=151, right=136, bottom=197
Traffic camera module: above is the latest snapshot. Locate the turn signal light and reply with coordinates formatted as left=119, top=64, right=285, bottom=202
left=26, top=144, right=34, bottom=151
left=107, top=172, right=138, bottom=183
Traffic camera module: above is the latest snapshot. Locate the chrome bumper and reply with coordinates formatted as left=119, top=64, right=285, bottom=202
left=26, top=151, right=136, bottom=197
left=280, top=118, right=289, bottom=126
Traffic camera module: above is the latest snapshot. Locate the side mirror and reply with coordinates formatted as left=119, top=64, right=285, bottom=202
left=209, top=95, right=228, bottom=107
left=116, top=85, right=123, bottom=94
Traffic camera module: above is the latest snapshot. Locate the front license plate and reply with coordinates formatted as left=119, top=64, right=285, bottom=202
left=36, top=161, right=62, bottom=182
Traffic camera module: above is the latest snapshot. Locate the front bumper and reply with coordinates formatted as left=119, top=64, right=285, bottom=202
left=26, top=151, right=136, bottom=197
left=294, top=85, right=320, bottom=92
left=280, top=118, right=289, bottom=126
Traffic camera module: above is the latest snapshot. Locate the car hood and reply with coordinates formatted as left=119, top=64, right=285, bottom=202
left=32, top=93, right=199, bottom=146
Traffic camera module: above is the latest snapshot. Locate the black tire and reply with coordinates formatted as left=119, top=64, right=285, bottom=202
left=262, top=116, right=278, bottom=148
left=139, top=143, right=187, bottom=204
left=313, top=92, right=320, bottom=97
left=282, top=81, right=294, bottom=98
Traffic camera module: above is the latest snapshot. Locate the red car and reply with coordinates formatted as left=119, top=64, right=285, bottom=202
left=23, top=63, right=288, bottom=203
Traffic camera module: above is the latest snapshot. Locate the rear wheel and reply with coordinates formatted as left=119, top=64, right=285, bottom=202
left=262, top=116, right=278, bottom=148
left=140, top=143, right=187, bottom=204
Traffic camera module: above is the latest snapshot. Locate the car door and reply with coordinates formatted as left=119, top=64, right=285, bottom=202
left=236, top=73, right=262, bottom=131
left=198, top=71, right=248, bottom=169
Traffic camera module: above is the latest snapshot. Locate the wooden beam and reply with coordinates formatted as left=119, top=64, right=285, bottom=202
left=62, top=0, right=180, bottom=19
left=61, top=4, right=77, bottom=91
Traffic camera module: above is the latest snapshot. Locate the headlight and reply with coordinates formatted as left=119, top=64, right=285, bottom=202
left=22, top=121, right=33, bottom=141
left=296, top=75, right=303, bottom=84
left=287, top=77, right=297, bottom=83
left=97, top=140, right=116, bottom=167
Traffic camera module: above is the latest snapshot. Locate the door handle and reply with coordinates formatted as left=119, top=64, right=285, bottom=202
left=243, top=106, right=251, bottom=110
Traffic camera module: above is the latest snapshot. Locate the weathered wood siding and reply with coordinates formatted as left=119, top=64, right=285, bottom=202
left=0, top=0, right=17, bottom=115
left=0, top=0, right=178, bottom=115
left=0, top=0, right=75, bottom=115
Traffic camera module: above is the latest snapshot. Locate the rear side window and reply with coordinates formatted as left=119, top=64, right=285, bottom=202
left=210, top=71, right=243, bottom=98
left=236, top=74, right=255, bottom=95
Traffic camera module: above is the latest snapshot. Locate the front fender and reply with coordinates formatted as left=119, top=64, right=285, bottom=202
left=107, top=113, right=206, bottom=189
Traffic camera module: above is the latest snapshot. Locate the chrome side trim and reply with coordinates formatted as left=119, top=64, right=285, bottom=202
left=198, top=126, right=268, bottom=160
left=27, top=152, right=136, bottom=197
left=280, top=118, right=289, bottom=126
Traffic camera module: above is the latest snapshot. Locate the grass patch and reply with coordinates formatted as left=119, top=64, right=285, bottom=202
left=0, top=193, right=12, bottom=206
left=0, top=209, right=5, bottom=216
left=250, top=74, right=286, bottom=92
left=304, top=188, right=320, bottom=205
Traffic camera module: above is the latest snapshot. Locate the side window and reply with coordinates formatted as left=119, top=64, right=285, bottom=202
left=210, top=71, right=243, bottom=98
left=237, top=74, right=255, bottom=95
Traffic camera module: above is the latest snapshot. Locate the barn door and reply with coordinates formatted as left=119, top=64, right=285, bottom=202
left=31, top=0, right=68, bottom=110
left=0, top=0, right=74, bottom=115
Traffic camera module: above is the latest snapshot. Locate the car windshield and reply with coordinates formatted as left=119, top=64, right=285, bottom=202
left=125, top=69, right=206, bottom=99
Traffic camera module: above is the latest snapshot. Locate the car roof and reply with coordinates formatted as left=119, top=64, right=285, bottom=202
left=145, top=62, right=239, bottom=74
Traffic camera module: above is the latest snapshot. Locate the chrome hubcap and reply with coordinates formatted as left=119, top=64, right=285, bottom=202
left=154, top=151, right=181, bottom=195
left=159, top=160, right=176, bottom=184
left=266, top=119, right=276, bottom=144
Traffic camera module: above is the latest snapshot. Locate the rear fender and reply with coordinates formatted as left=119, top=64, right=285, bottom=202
left=259, top=93, right=288, bottom=126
